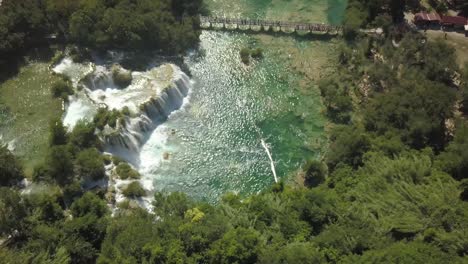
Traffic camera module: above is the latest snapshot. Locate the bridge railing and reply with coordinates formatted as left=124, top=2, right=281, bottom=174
left=199, top=16, right=342, bottom=33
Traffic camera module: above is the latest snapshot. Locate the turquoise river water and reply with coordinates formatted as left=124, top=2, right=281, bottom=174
left=138, top=0, right=347, bottom=201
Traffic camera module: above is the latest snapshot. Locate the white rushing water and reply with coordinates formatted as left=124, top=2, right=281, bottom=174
left=53, top=56, right=193, bottom=209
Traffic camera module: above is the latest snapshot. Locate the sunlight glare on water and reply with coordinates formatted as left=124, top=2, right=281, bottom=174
left=139, top=31, right=325, bottom=201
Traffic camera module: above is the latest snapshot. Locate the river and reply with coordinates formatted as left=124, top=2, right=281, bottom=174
left=137, top=0, right=347, bottom=201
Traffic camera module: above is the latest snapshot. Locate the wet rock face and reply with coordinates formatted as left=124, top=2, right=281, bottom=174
left=98, top=65, right=192, bottom=164
left=54, top=57, right=193, bottom=165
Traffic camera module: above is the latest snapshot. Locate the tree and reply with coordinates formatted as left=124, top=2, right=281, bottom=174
left=0, top=146, right=23, bottom=186
left=68, top=120, right=99, bottom=151
left=46, top=145, right=74, bottom=185
left=436, top=124, right=468, bottom=180
left=207, top=228, right=262, bottom=264
left=51, top=78, right=74, bottom=100
left=304, top=160, right=327, bottom=187
left=0, top=188, right=26, bottom=237
left=122, top=182, right=146, bottom=198
left=259, top=242, right=325, bottom=264
left=115, top=163, right=140, bottom=180
left=327, top=126, right=371, bottom=169
left=70, top=192, right=108, bottom=218
left=49, top=118, right=67, bottom=146
left=69, top=10, right=95, bottom=44
left=75, top=148, right=105, bottom=182
left=26, top=188, right=64, bottom=223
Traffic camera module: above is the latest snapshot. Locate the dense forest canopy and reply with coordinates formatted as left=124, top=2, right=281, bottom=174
left=1, top=0, right=468, bottom=263
left=0, top=0, right=203, bottom=62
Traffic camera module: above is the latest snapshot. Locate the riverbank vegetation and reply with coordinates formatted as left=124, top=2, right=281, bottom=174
left=1, top=0, right=468, bottom=263
left=240, top=47, right=263, bottom=64
left=0, top=0, right=204, bottom=72
left=0, top=63, right=63, bottom=175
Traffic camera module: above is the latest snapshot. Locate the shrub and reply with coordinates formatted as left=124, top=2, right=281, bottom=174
left=76, top=148, right=105, bottom=181
left=240, top=48, right=251, bottom=64
left=51, top=78, right=74, bottom=101
left=69, top=46, right=91, bottom=63
left=122, top=182, right=146, bottom=198
left=304, top=160, right=327, bottom=187
left=112, top=156, right=124, bottom=166
left=122, top=106, right=131, bottom=116
left=50, top=51, right=65, bottom=68
left=115, top=163, right=140, bottom=180
left=69, top=120, right=99, bottom=151
left=94, top=108, right=123, bottom=129
left=251, top=48, right=263, bottom=59
left=103, top=155, right=112, bottom=165
left=46, top=145, right=74, bottom=185
left=49, top=118, right=67, bottom=146
left=0, top=146, right=24, bottom=186
left=32, top=163, right=52, bottom=183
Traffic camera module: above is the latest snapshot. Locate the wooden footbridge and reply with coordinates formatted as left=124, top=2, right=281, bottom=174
left=199, top=16, right=342, bottom=35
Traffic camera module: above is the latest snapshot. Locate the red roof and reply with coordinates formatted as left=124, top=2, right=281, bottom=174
left=415, top=12, right=441, bottom=22
left=441, top=16, right=467, bottom=26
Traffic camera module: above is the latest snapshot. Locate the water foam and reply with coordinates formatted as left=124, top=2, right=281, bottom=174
left=54, top=56, right=193, bottom=208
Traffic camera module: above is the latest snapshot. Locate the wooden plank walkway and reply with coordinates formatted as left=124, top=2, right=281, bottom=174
left=199, top=16, right=342, bottom=34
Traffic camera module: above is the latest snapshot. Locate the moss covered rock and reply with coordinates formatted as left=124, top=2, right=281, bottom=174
left=122, top=182, right=146, bottom=198
left=111, top=64, right=132, bottom=89
left=116, top=163, right=140, bottom=180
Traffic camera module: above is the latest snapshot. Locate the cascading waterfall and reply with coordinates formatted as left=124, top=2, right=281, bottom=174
left=103, top=72, right=191, bottom=163
left=53, top=56, right=193, bottom=210
left=54, top=58, right=192, bottom=164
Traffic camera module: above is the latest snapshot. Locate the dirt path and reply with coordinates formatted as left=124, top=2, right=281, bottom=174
left=424, top=30, right=468, bottom=68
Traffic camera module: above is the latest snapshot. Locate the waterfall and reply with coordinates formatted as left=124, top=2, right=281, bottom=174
left=102, top=66, right=192, bottom=165
left=54, top=57, right=193, bottom=166
left=83, top=65, right=116, bottom=90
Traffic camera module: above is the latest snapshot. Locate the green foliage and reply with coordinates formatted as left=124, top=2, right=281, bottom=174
left=111, top=65, right=132, bottom=89
left=51, top=78, right=74, bottom=101
left=70, top=192, right=108, bottom=218
left=50, top=51, right=65, bottom=67
left=240, top=48, right=251, bottom=64
left=343, top=241, right=457, bottom=263
left=49, top=118, right=67, bottom=146
left=327, top=126, right=371, bottom=169
left=259, top=242, right=325, bottom=264
left=115, top=163, right=140, bottom=180
left=0, top=0, right=202, bottom=61
left=111, top=155, right=124, bottom=166
left=344, top=0, right=406, bottom=34
left=122, top=182, right=146, bottom=198
left=25, top=187, right=65, bottom=223
left=318, top=77, right=353, bottom=124
left=76, top=148, right=105, bottom=181
left=1, top=5, right=468, bottom=264
left=94, top=108, right=123, bottom=130
left=304, top=160, right=327, bottom=187
left=251, top=48, right=263, bottom=59
left=68, top=120, right=99, bottom=151
left=0, top=188, right=26, bottom=237
left=435, top=124, right=468, bottom=180
left=64, top=192, right=109, bottom=263
left=240, top=47, right=263, bottom=64
left=45, top=145, right=74, bottom=185
left=0, top=145, right=23, bottom=186
left=207, top=227, right=261, bottom=264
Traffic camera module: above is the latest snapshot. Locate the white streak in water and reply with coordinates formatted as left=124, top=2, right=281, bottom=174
left=261, top=139, right=278, bottom=183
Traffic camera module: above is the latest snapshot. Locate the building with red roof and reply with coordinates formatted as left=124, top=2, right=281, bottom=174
left=414, top=12, right=442, bottom=25
left=441, top=15, right=467, bottom=28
